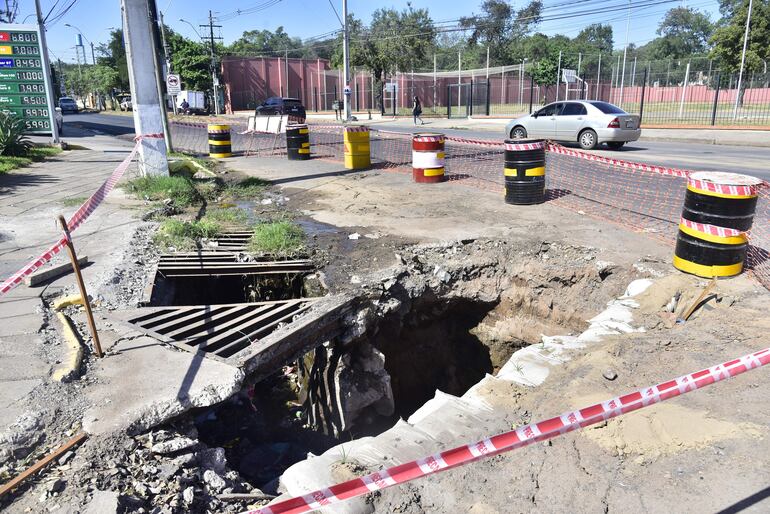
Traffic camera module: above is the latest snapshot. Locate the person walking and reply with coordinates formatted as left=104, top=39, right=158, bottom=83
left=412, top=95, right=424, bottom=125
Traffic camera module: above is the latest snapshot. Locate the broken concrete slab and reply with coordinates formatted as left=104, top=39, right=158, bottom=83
left=82, top=489, right=120, bottom=514
left=24, top=256, right=88, bottom=286
left=82, top=336, right=244, bottom=435
left=0, top=313, right=43, bottom=337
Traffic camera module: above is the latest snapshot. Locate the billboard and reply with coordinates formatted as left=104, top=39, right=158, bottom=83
left=0, top=24, right=56, bottom=134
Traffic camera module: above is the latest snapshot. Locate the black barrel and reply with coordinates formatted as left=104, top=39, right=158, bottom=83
left=674, top=171, right=762, bottom=278
left=503, top=138, right=546, bottom=205
left=286, top=124, right=310, bottom=161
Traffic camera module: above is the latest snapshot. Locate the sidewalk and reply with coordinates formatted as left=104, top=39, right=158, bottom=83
left=0, top=137, right=139, bottom=430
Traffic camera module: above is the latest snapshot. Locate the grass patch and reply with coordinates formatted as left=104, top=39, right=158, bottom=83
left=0, top=145, right=62, bottom=174
left=62, top=196, right=88, bottom=207
left=153, top=218, right=222, bottom=250
left=202, top=207, right=249, bottom=225
left=169, top=151, right=216, bottom=170
left=124, top=175, right=201, bottom=207
left=224, top=177, right=269, bottom=199
left=248, top=221, right=305, bottom=257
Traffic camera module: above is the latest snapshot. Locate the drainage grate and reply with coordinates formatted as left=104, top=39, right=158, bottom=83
left=157, top=253, right=314, bottom=277
left=207, top=231, right=253, bottom=252
left=113, top=299, right=319, bottom=359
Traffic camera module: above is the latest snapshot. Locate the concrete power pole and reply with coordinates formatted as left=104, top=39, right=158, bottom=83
left=121, top=0, right=168, bottom=176
left=202, top=11, right=222, bottom=115
left=147, top=0, right=173, bottom=152
left=342, top=0, right=351, bottom=122
left=34, top=0, right=60, bottom=144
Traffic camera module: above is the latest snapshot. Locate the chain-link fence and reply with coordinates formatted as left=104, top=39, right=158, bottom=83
left=223, top=53, right=770, bottom=126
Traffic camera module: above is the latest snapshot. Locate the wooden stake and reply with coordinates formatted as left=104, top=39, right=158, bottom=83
left=681, top=278, right=718, bottom=322
left=0, top=432, right=87, bottom=498
left=57, top=215, right=103, bottom=358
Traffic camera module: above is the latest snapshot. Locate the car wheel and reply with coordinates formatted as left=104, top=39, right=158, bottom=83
left=510, top=126, right=527, bottom=139
left=606, top=141, right=625, bottom=150
left=578, top=129, right=598, bottom=150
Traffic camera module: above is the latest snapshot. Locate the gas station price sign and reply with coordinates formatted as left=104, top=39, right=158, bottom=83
left=0, top=25, right=55, bottom=134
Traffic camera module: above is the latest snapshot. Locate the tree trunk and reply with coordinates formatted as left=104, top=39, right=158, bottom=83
left=373, top=69, right=384, bottom=115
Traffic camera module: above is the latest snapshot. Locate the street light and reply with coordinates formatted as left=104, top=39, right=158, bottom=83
left=179, top=19, right=204, bottom=40
left=64, top=24, right=95, bottom=65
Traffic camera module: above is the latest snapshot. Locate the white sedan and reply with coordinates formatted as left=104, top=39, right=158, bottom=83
left=505, top=100, right=641, bottom=150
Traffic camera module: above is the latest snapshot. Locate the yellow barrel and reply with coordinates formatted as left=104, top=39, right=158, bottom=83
left=208, top=124, right=232, bottom=158
left=343, top=126, right=370, bottom=169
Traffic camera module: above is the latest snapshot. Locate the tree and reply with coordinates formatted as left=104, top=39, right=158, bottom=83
left=166, top=29, right=212, bottom=91
left=345, top=7, right=435, bottom=111
left=710, top=0, right=770, bottom=72
left=459, top=0, right=542, bottom=65
left=647, top=7, right=713, bottom=59
left=228, top=27, right=303, bottom=56
left=97, top=29, right=130, bottom=91
left=574, top=24, right=614, bottom=55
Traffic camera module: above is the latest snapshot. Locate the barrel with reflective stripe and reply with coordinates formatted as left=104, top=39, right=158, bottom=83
left=503, top=138, right=545, bottom=204
left=286, top=124, right=310, bottom=161
left=674, top=171, right=761, bottom=278
left=412, top=133, right=446, bottom=184
left=344, top=126, right=370, bottom=169
left=208, top=124, right=232, bottom=158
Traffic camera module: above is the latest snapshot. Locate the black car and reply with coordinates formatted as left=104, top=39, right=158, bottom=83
left=255, top=97, right=306, bottom=118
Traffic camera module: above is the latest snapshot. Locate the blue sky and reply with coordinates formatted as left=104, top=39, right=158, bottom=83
left=22, top=0, right=721, bottom=66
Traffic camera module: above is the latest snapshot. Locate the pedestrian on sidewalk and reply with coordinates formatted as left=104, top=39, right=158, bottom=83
left=412, top=96, right=424, bottom=125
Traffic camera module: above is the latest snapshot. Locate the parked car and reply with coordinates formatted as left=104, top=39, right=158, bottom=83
left=505, top=100, right=641, bottom=150
left=58, top=97, right=78, bottom=114
left=255, top=97, right=306, bottom=118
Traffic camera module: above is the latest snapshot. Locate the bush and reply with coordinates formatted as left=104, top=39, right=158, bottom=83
left=153, top=218, right=222, bottom=250
left=124, top=175, right=201, bottom=207
left=224, top=177, right=269, bottom=199
left=248, top=221, right=305, bottom=257
left=0, top=112, right=33, bottom=157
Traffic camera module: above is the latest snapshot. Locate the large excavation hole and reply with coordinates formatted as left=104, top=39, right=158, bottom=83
left=372, top=298, right=497, bottom=419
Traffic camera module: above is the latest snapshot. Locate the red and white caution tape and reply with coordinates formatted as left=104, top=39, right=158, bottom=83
left=688, top=177, right=758, bottom=197
left=242, top=346, right=770, bottom=514
left=504, top=141, right=545, bottom=151
left=680, top=217, right=744, bottom=239
left=546, top=142, right=691, bottom=179
left=344, top=126, right=369, bottom=133
left=0, top=134, right=162, bottom=296
left=445, top=136, right=504, bottom=149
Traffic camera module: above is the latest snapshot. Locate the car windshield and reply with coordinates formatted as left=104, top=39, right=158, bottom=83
left=589, top=101, right=627, bottom=114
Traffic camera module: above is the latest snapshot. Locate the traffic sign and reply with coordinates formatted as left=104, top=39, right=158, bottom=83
left=166, top=73, right=181, bottom=95
left=0, top=24, right=55, bottom=134
left=343, top=85, right=351, bottom=95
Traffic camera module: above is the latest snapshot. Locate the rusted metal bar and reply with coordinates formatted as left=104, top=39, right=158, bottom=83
left=57, top=215, right=103, bottom=358
left=0, top=432, right=87, bottom=498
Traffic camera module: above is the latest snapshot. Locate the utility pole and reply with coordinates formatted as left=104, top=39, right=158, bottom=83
left=619, top=0, right=631, bottom=108
left=89, top=42, right=95, bottom=65
left=34, top=0, right=60, bottom=144
left=159, top=11, right=171, bottom=74
left=733, top=0, right=753, bottom=120
left=201, top=11, right=222, bottom=115
left=121, top=0, right=168, bottom=176
left=555, top=50, right=562, bottom=102
left=147, top=0, right=172, bottom=152
left=342, top=0, right=351, bottom=121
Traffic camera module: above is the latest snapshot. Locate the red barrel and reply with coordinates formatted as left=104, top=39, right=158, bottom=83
left=412, top=133, right=445, bottom=183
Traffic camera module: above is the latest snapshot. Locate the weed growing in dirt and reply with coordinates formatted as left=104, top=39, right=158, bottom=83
left=62, top=196, right=88, bottom=207
left=202, top=207, right=249, bottom=225
left=224, top=177, right=269, bottom=199
left=248, top=221, right=305, bottom=257
left=124, top=175, right=201, bottom=207
left=153, top=218, right=222, bottom=250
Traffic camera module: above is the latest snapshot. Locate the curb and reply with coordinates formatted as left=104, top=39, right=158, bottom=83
left=638, top=135, right=770, bottom=148
left=51, top=295, right=85, bottom=383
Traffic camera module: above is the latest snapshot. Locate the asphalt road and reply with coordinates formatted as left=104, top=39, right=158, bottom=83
left=63, top=112, right=770, bottom=181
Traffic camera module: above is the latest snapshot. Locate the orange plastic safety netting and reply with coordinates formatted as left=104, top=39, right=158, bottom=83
left=169, top=121, right=770, bottom=290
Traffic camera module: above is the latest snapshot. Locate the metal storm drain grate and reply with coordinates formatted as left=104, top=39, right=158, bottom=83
left=206, top=231, right=254, bottom=252
left=113, top=299, right=320, bottom=359
left=157, top=253, right=314, bottom=277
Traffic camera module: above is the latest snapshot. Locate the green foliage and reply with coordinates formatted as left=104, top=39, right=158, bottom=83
left=0, top=146, right=62, bottom=174
left=460, top=0, right=543, bottom=65
left=224, top=177, right=270, bottom=199
left=124, top=175, right=201, bottom=207
left=153, top=218, right=222, bottom=250
left=201, top=207, right=249, bottom=225
left=641, top=7, right=714, bottom=60
left=166, top=28, right=212, bottom=91
left=710, top=0, right=770, bottom=72
left=62, top=196, right=88, bottom=207
left=248, top=221, right=305, bottom=256
left=85, top=65, right=120, bottom=94
left=0, top=112, right=33, bottom=157
left=97, top=29, right=130, bottom=91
